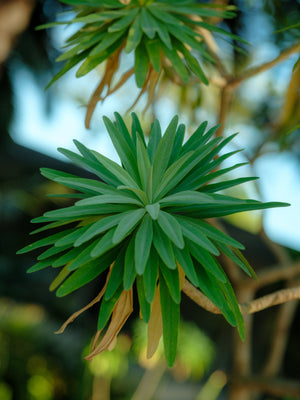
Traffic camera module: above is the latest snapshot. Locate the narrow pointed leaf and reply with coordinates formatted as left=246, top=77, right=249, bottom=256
left=113, top=208, right=145, bottom=244
left=136, top=275, right=151, bottom=322
left=157, top=211, right=184, bottom=249
left=98, top=285, right=123, bottom=330
left=152, top=223, right=177, bottom=270
left=135, top=214, right=153, bottom=275
left=159, top=273, right=179, bottom=367
left=124, top=236, right=136, bottom=290
left=143, top=248, right=159, bottom=303
left=104, top=250, right=125, bottom=300
left=56, top=251, right=115, bottom=297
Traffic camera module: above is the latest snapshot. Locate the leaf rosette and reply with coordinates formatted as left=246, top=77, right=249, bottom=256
left=18, top=113, right=288, bottom=366
left=40, top=0, right=246, bottom=127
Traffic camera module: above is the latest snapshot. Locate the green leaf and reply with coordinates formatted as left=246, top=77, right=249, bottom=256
left=113, top=208, right=145, bottom=244
left=17, top=230, right=75, bottom=254
left=168, top=24, right=206, bottom=54
left=168, top=123, right=186, bottom=166
left=74, top=213, right=124, bottom=246
left=117, top=185, right=148, bottom=205
left=158, top=139, right=222, bottom=196
left=134, top=42, right=149, bottom=88
left=57, top=147, right=120, bottom=186
left=187, top=240, right=226, bottom=283
left=157, top=211, right=184, bottom=249
left=56, top=251, right=115, bottom=297
left=75, top=193, right=143, bottom=207
left=145, top=38, right=161, bottom=72
left=152, top=223, right=177, bottom=270
left=55, top=225, right=91, bottom=247
left=173, top=245, right=198, bottom=286
left=30, top=219, right=75, bottom=235
left=114, top=112, right=136, bottom=154
left=91, top=150, right=140, bottom=189
left=73, top=139, right=100, bottom=163
left=91, top=228, right=119, bottom=258
left=143, top=248, right=158, bottom=303
left=56, top=32, right=106, bottom=62
left=145, top=203, right=160, bottom=220
left=27, top=257, right=57, bottom=273
left=147, top=119, right=162, bottom=163
left=52, top=245, right=83, bottom=268
left=49, top=265, right=72, bottom=292
left=154, top=151, right=194, bottom=199
left=175, top=40, right=208, bottom=84
left=131, top=112, right=147, bottom=147
left=179, top=218, right=219, bottom=256
left=123, top=235, right=136, bottom=290
left=44, top=204, right=135, bottom=220
left=216, top=242, right=255, bottom=278
left=38, top=244, right=71, bottom=261
left=91, top=31, right=126, bottom=56
left=136, top=135, right=151, bottom=191
left=108, top=8, right=139, bottom=32
left=104, top=249, right=125, bottom=300
left=125, top=12, right=143, bottom=53
left=160, top=41, right=189, bottom=83
left=159, top=261, right=181, bottom=304
left=76, top=36, right=124, bottom=77
left=181, top=121, right=208, bottom=154
left=175, top=200, right=289, bottom=219
left=195, top=266, right=236, bottom=326
left=222, top=279, right=245, bottom=340
left=190, top=20, right=249, bottom=45
left=135, top=214, right=153, bottom=275
left=98, top=285, right=123, bottom=330
left=191, top=162, right=248, bottom=190
left=141, top=7, right=157, bottom=39
left=103, top=116, right=140, bottom=183
left=159, top=273, right=179, bottom=367
left=159, top=190, right=214, bottom=207
left=194, top=220, right=244, bottom=250
left=46, top=49, right=89, bottom=88
left=202, top=177, right=258, bottom=193
left=148, top=5, right=180, bottom=27
left=67, top=240, right=98, bottom=271
left=152, top=116, right=179, bottom=192
left=136, top=275, right=151, bottom=322
left=153, top=20, right=172, bottom=49
left=42, top=173, right=113, bottom=195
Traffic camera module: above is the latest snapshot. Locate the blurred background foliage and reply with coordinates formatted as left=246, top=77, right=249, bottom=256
left=0, top=0, right=299, bottom=399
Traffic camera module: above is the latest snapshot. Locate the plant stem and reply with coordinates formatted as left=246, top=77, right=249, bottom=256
left=182, top=280, right=300, bottom=315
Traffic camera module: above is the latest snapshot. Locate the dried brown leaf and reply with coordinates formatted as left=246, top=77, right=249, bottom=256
left=85, top=288, right=133, bottom=360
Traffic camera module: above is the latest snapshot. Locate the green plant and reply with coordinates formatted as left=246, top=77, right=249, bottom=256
left=40, top=0, right=245, bottom=127
left=17, top=112, right=288, bottom=366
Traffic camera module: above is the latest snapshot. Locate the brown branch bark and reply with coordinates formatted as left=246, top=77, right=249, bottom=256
left=228, top=41, right=300, bottom=89
left=229, top=288, right=254, bottom=400
left=182, top=280, right=300, bottom=315
left=261, top=279, right=300, bottom=377
left=231, top=375, right=300, bottom=398
left=238, top=261, right=300, bottom=289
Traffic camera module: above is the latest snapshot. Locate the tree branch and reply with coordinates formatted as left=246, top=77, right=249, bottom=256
left=238, top=261, right=300, bottom=289
left=182, top=280, right=300, bottom=315
left=228, top=41, right=300, bottom=88
left=230, top=375, right=300, bottom=398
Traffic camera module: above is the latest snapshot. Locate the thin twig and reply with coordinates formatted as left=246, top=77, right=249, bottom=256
left=216, top=85, right=233, bottom=136
left=182, top=280, right=300, bottom=315
left=228, top=41, right=300, bottom=89
left=230, top=375, right=300, bottom=398
left=238, top=261, right=300, bottom=289
left=261, top=280, right=300, bottom=377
